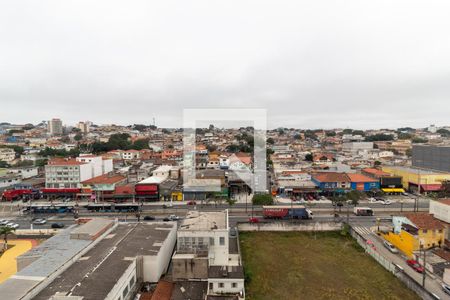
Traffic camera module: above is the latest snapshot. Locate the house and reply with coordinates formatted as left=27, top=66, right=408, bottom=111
left=172, top=210, right=245, bottom=299
left=346, top=173, right=380, bottom=192
left=122, top=149, right=141, bottom=160
left=0, top=148, right=15, bottom=163
left=430, top=199, right=450, bottom=240
left=311, top=172, right=350, bottom=194
left=81, top=174, right=127, bottom=200
left=229, top=153, right=252, bottom=171
left=382, top=213, right=446, bottom=258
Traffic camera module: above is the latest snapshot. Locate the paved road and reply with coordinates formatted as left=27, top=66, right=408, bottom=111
left=352, top=224, right=449, bottom=299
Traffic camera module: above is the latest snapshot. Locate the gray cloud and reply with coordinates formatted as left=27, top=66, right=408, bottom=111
left=1, top=0, right=450, bottom=129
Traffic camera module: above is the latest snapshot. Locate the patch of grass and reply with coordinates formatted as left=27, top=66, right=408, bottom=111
left=239, top=231, right=420, bottom=300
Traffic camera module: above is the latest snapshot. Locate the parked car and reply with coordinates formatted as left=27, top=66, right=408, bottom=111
left=230, top=227, right=237, bottom=237
left=167, top=215, right=179, bottom=221
left=33, top=218, right=47, bottom=225
left=402, top=192, right=409, bottom=197
left=249, top=217, right=260, bottom=223
left=51, top=223, right=65, bottom=229
left=162, top=203, right=173, bottom=209
left=163, top=217, right=170, bottom=222
left=187, top=201, right=196, bottom=205
left=406, top=259, right=424, bottom=273
left=143, top=216, right=155, bottom=221
left=369, top=197, right=378, bottom=203
left=383, top=241, right=399, bottom=253
left=0, top=219, right=9, bottom=225
left=7, top=223, right=19, bottom=229
left=442, top=283, right=450, bottom=295
left=381, top=199, right=392, bottom=205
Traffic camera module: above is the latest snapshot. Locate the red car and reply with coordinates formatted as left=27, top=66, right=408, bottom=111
left=406, top=259, right=424, bottom=273
left=187, top=201, right=196, bottom=205
left=249, top=217, right=260, bottom=223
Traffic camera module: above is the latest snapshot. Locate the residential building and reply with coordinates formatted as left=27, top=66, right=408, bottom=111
left=122, top=149, right=141, bottom=160
left=342, top=142, right=373, bottom=154
left=77, top=121, right=90, bottom=133
left=430, top=199, right=450, bottom=239
left=0, top=148, right=15, bottom=163
left=47, top=118, right=63, bottom=136
left=383, top=213, right=446, bottom=258
left=45, top=155, right=113, bottom=188
left=0, top=174, right=21, bottom=189
left=81, top=173, right=127, bottom=200
left=172, top=210, right=245, bottom=299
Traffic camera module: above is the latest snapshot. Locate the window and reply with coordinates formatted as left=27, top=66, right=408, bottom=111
left=219, top=283, right=224, bottom=288
left=130, top=275, right=136, bottom=287
left=122, top=285, right=129, bottom=298
left=209, top=237, right=214, bottom=246
left=422, top=229, right=428, bottom=234
left=209, top=282, right=213, bottom=290
left=219, top=237, right=225, bottom=246
left=232, top=282, right=237, bottom=288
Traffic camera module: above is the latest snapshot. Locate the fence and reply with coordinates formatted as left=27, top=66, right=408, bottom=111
left=349, top=225, right=439, bottom=300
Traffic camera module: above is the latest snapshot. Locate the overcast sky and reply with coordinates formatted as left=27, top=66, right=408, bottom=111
left=1, top=1, right=450, bottom=129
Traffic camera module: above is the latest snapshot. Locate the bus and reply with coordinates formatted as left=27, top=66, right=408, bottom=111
left=23, top=204, right=75, bottom=214
left=84, top=203, right=140, bottom=213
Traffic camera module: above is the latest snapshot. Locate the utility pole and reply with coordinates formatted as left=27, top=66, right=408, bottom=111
left=422, top=244, right=426, bottom=287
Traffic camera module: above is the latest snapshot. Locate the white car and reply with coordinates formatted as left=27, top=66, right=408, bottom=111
left=0, top=219, right=9, bottom=225
left=381, top=200, right=392, bottom=205
left=383, top=241, right=399, bottom=253
left=33, top=218, right=47, bottom=225
left=168, top=215, right=180, bottom=221
left=369, top=197, right=378, bottom=203
left=7, top=223, right=19, bottom=229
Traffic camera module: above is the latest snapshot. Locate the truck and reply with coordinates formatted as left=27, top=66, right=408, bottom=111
left=263, top=205, right=313, bottom=220
left=353, top=206, right=374, bottom=216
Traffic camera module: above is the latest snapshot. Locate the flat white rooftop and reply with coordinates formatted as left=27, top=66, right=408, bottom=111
left=179, top=210, right=227, bottom=231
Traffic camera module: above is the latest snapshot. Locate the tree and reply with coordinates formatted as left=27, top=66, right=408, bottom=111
left=132, top=138, right=150, bottom=150
left=35, top=159, right=48, bottom=167
left=226, top=198, right=237, bottom=212
left=398, top=132, right=413, bottom=140
left=343, top=129, right=353, bottom=134
left=226, top=144, right=240, bottom=153
left=266, top=137, right=275, bottom=145
left=365, top=134, right=394, bottom=142
left=74, top=133, right=83, bottom=141
left=15, top=160, right=33, bottom=167
left=412, top=137, right=428, bottom=144
left=0, top=226, right=16, bottom=252
left=0, top=161, right=9, bottom=168
left=326, top=131, right=336, bottom=137
left=304, top=153, right=313, bottom=162
left=437, top=129, right=450, bottom=137
left=293, top=134, right=302, bottom=140
left=252, top=194, right=273, bottom=205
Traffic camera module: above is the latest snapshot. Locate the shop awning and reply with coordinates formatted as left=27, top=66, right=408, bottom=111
left=382, top=188, right=405, bottom=193
left=420, top=184, right=442, bottom=192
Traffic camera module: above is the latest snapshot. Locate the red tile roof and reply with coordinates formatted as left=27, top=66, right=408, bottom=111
left=437, top=199, right=450, bottom=206
left=151, top=280, right=174, bottom=300
left=404, top=213, right=445, bottom=230
left=362, top=168, right=390, bottom=177
left=346, top=173, right=379, bottom=183
left=81, top=174, right=126, bottom=185
left=312, top=172, right=350, bottom=182
left=47, top=158, right=85, bottom=166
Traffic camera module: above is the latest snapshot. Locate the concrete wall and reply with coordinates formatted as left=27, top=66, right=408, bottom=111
left=208, top=278, right=245, bottom=296
left=238, top=221, right=342, bottom=232
left=142, top=223, right=177, bottom=282
left=172, top=256, right=209, bottom=280
left=430, top=200, right=450, bottom=223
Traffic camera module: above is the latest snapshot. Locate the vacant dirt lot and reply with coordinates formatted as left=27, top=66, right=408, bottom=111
left=239, top=231, right=419, bottom=300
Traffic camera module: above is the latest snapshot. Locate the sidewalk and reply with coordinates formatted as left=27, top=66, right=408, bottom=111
left=0, top=239, right=37, bottom=283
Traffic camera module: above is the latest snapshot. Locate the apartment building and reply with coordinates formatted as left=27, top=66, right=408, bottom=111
left=0, top=148, right=16, bottom=163
left=45, top=155, right=113, bottom=188
left=172, top=210, right=245, bottom=299
left=47, top=118, right=63, bottom=136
